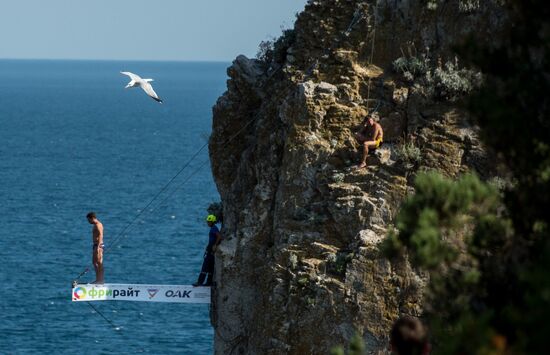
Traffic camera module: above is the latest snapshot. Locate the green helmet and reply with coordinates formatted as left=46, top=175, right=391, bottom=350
left=206, top=214, right=217, bottom=223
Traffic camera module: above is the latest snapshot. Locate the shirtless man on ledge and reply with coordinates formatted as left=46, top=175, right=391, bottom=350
left=87, top=212, right=104, bottom=284
left=354, top=113, right=384, bottom=169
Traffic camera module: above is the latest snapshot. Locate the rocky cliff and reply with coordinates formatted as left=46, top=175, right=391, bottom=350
left=208, top=0, right=504, bottom=353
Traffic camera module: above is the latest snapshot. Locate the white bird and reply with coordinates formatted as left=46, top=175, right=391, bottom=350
left=120, top=71, right=163, bottom=104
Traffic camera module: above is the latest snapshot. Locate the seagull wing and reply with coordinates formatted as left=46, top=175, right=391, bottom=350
left=120, top=71, right=142, bottom=82
left=141, top=82, right=163, bottom=103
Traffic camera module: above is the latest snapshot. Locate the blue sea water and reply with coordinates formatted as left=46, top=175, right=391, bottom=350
left=0, top=60, right=228, bottom=354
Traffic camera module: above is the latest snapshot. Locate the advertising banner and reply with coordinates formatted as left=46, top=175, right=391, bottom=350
left=71, top=283, right=211, bottom=304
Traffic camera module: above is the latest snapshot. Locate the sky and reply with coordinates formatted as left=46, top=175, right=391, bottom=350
left=0, top=0, right=307, bottom=62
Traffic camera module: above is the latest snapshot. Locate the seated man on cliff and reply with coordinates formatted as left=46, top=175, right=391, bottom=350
left=354, top=112, right=384, bottom=168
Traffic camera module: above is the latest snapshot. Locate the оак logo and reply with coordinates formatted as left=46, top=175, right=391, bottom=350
left=73, top=287, right=87, bottom=300
left=147, top=288, right=159, bottom=299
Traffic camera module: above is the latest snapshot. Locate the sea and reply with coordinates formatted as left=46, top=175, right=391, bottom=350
left=0, top=59, right=229, bottom=354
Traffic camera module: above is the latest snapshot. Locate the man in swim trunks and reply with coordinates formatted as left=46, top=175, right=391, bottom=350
left=87, top=212, right=104, bottom=284
left=354, top=112, right=384, bottom=168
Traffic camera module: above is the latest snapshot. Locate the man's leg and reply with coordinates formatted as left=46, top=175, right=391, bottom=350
left=358, top=141, right=378, bottom=168
left=204, top=255, right=215, bottom=286
left=193, top=254, right=210, bottom=286
left=92, top=248, right=99, bottom=283
left=96, top=248, right=104, bottom=284
left=354, top=133, right=366, bottom=167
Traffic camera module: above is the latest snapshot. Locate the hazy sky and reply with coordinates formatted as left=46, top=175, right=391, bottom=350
left=0, top=0, right=306, bottom=61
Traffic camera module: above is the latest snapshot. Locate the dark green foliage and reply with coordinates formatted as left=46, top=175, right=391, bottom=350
left=272, top=29, right=296, bottom=64
left=348, top=333, right=366, bottom=355
left=385, top=172, right=516, bottom=351
left=256, top=40, right=274, bottom=63
left=256, top=29, right=296, bottom=65
left=330, top=332, right=367, bottom=355
left=462, top=2, right=550, bottom=238
left=384, top=173, right=500, bottom=268
left=385, top=0, right=550, bottom=353
left=383, top=173, right=509, bottom=331
left=326, top=252, right=353, bottom=276
left=462, top=7, right=550, bottom=352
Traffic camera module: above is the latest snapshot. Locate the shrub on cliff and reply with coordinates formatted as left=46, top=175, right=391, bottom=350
left=393, top=54, right=430, bottom=81
left=428, top=60, right=482, bottom=101
left=392, top=54, right=481, bottom=101
left=256, top=29, right=296, bottom=65
left=330, top=333, right=366, bottom=355
left=395, top=140, right=422, bottom=168
left=426, top=0, right=482, bottom=12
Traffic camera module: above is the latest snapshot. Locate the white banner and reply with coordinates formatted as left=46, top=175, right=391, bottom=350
left=71, top=283, right=211, bottom=303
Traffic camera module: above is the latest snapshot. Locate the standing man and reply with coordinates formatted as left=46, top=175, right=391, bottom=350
left=87, top=212, right=104, bottom=284
left=193, top=214, right=222, bottom=287
left=354, top=112, right=384, bottom=168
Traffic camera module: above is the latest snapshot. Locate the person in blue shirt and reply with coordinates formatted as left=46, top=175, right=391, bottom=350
left=193, top=214, right=222, bottom=287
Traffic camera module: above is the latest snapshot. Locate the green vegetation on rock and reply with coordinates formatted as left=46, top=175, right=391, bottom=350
left=330, top=332, right=367, bottom=355
left=392, top=54, right=481, bottom=101
left=395, top=140, right=422, bottom=167
left=326, top=252, right=353, bottom=277
left=385, top=0, right=550, bottom=352
left=426, top=0, right=482, bottom=12
left=256, top=28, right=296, bottom=65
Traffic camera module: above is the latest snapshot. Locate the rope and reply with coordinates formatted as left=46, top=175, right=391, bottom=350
left=302, top=3, right=379, bottom=118
left=76, top=114, right=258, bottom=348
left=87, top=302, right=120, bottom=331
left=72, top=143, right=207, bottom=282
left=365, top=28, right=377, bottom=113
left=103, top=143, right=208, bottom=254
left=104, top=158, right=209, bottom=253
left=306, top=3, right=366, bottom=75
left=107, top=115, right=257, bottom=253
left=109, top=157, right=210, bottom=247
left=86, top=302, right=146, bottom=352
left=73, top=108, right=258, bottom=283
left=344, top=6, right=366, bottom=36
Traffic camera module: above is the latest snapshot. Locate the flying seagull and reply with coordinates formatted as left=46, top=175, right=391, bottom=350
left=120, top=71, right=163, bottom=103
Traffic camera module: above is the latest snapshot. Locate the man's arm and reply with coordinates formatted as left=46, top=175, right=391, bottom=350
left=212, top=231, right=222, bottom=252
left=97, top=223, right=104, bottom=245
left=371, top=126, right=378, bottom=140
left=373, top=124, right=382, bottom=140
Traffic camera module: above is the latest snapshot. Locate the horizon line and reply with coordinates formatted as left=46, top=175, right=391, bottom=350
left=0, top=57, right=235, bottom=63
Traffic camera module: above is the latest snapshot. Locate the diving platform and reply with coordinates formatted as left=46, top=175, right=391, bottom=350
left=72, top=283, right=211, bottom=303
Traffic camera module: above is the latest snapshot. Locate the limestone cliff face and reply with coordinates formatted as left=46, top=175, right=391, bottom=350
left=208, top=1, right=503, bottom=353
